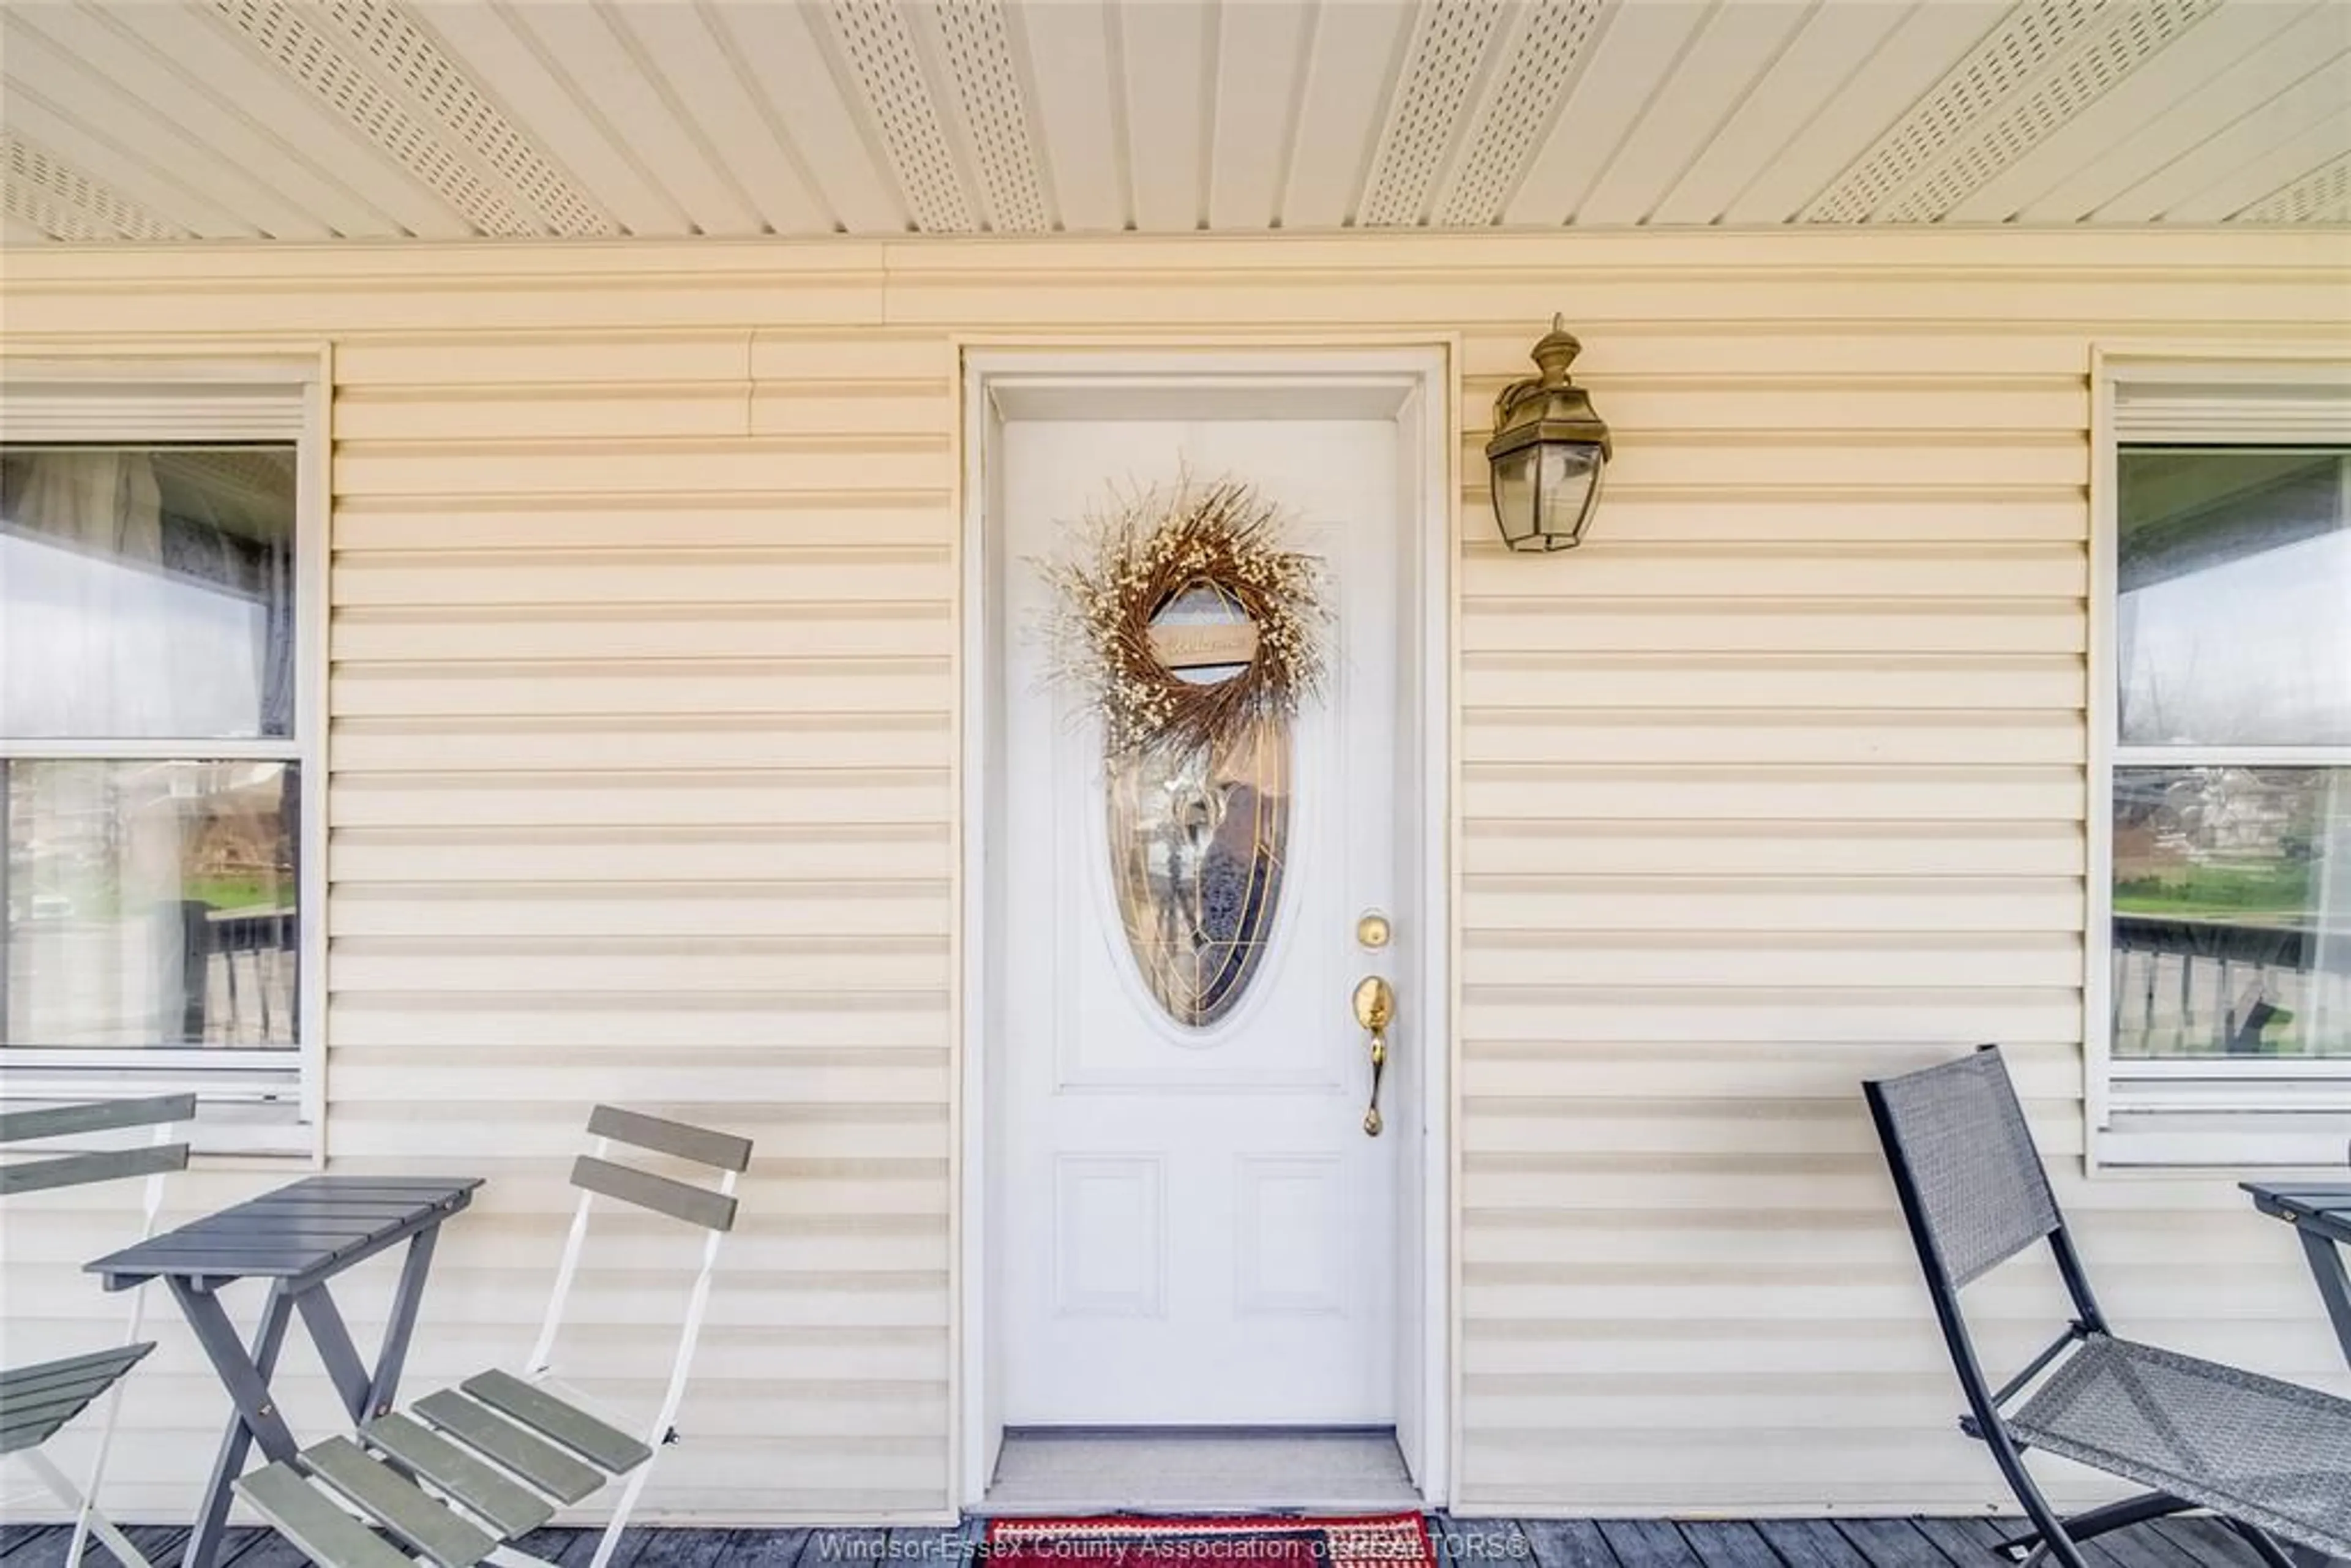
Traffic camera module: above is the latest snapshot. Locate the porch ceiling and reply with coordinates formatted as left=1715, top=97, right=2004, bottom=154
left=1, top=0, right=2347, bottom=247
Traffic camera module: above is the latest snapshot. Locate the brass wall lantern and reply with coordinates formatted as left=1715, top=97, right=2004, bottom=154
left=1486, top=315, right=1613, bottom=552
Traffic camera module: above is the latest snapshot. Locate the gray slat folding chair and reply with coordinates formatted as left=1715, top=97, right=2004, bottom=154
left=233, top=1106, right=751, bottom=1568
left=1, top=1093, right=194, bottom=1568
left=1866, top=1046, right=2351, bottom=1568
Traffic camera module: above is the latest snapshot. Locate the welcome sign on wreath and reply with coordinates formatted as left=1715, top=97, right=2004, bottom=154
left=1037, top=473, right=1329, bottom=761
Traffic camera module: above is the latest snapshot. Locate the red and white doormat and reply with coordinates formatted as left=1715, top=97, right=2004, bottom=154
left=984, top=1514, right=1434, bottom=1568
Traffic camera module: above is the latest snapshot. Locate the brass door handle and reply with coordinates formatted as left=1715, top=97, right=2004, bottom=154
left=1353, top=975, right=1395, bottom=1137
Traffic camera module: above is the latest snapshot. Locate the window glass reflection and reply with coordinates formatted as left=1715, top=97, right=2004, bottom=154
left=2112, top=765, right=2349, bottom=1059
left=4, top=759, right=299, bottom=1049
left=1, top=447, right=297, bottom=740
left=2116, top=449, right=2350, bottom=747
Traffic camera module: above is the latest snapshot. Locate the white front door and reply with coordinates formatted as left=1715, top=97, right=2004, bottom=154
left=996, top=407, right=1406, bottom=1427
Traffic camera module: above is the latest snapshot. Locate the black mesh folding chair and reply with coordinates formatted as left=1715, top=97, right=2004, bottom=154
left=1865, top=1046, right=2351, bottom=1568
left=0, top=1093, right=193, bottom=1568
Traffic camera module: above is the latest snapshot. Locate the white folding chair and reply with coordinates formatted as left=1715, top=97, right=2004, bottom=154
left=1, top=1093, right=194, bottom=1568
left=232, top=1106, right=751, bottom=1568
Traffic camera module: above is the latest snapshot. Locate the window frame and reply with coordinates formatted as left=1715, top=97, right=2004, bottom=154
left=2088, top=345, right=2351, bottom=1171
left=0, top=353, right=329, bottom=1158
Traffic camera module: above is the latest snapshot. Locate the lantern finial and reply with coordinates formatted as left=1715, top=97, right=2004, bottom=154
left=1528, top=315, right=1583, bottom=383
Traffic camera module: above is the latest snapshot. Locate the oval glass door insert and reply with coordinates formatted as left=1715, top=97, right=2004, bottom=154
left=1106, top=579, right=1291, bottom=1027
left=1106, top=715, right=1290, bottom=1028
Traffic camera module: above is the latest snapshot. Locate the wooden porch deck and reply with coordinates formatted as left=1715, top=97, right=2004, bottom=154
left=0, top=1516, right=2304, bottom=1568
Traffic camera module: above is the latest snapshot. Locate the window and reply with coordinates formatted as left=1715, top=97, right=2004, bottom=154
left=0, top=365, right=321, bottom=1153
left=2093, top=355, right=2351, bottom=1168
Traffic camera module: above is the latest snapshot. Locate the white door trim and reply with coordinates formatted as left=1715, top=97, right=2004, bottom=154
left=953, top=345, right=1456, bottom=1509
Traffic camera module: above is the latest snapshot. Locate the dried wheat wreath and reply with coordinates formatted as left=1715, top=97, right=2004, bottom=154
left=1040, top=474, right=1329, bottom=761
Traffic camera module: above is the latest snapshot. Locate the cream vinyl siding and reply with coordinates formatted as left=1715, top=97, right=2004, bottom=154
left=2, top=290, right=959, bottom=1521
left=2, top=231, right=2347, bottom=1522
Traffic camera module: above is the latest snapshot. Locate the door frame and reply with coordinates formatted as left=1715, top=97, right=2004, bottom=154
left=953, top=343, right=1457, bottom=1509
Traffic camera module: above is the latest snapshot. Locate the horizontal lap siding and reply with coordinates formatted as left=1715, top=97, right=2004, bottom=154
left=324, top=326, right=957, bottom=1520
left=2, top=233, right=2347, bottom=1523
left=1448, top=290, right=2351, bottom=1513
left=1, top=315, right=958, bottom=1521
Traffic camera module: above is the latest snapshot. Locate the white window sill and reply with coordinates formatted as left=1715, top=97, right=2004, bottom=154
left=1, top=1073, right=317, bottom=1161
left=2095, top=1072, right=2351, bottom=1171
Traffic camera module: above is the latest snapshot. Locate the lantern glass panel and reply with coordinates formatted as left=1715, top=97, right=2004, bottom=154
left=1490, top=445, right=1539, bottom=549
left=1536, top=441, right=1604, bottom=549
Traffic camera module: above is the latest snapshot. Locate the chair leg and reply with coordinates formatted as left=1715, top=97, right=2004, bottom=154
left=2222, top=1520, right=2303, bottom=1568
left=585, top=1458, right=661, bottom=1568
left=1963, top=1424, right=2095, bottom=1568
left=1997, top=1491, right=2192, bottom=1557
left=16, top=1449, right=152, bottom=1568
